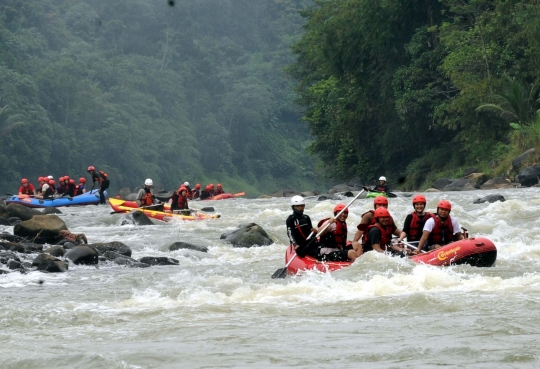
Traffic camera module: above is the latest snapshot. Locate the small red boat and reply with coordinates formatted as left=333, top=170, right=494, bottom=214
left=284, top=237, right=497, bottom=275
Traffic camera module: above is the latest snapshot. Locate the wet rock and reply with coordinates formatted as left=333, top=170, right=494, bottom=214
left=0, top=251, right=21, bottom=265
left=117, top=187, right=132, bottom=199
left=31, top=253, right=68, bottom=273
left=5, top=203, right=44, bottom=221
left=220, top=223, right=274, bottom=248
left=317, top=195, right=331, bottom=201
left=139, top=256, right=179, bottom=266
left=62, top=242, right=77, bottom=250
left=512, top=148, right=537, bottom=170
left=120, top=211, right=153, bottom=226
left=480, top=177, right=514, bottom=190
left=300, top=191, right=319, bottom=197
left=0, top=204, right=7, bottom=218
left=461, top=167, right=480, bottom=177
left=42, top=207, right=62, bottom=215
left=45, top=246, right=66, bottom=257
left=90, top=241, right=132, bottom=257
left=442, top=179, right=478, bottom=191
left=342, top=191, right=354, bottom=197
left=13, top=215, right=68, bottom=244
left=0, top=218, right=12, bottom=226
left=424, top=188, right=441, bottom=192
left=0, top=232, right=26, bottom=243
left=327, top=184, right=352, bottom=194
left=19, top=242, right=43, bottom=253
left=473, top=195, right=506, bottom=204
left=268, top=189, right=300, bottom=198
left=515, top=166, right=540, bottom=187
left=7, top=259, right=24, bottom=270
left=432, top=178, right=455, bottom=191
left=169, top=242, right=208, bottom=253
left=65, top=246, right=99, bottom=265
left=1, top=242, right=25, bottom=253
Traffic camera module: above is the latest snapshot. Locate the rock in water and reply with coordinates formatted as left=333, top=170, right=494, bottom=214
left=220, top=223, right=274, bottom=248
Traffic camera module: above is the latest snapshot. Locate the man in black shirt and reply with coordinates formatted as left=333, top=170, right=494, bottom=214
left=286, top=195, right=318, bottom=258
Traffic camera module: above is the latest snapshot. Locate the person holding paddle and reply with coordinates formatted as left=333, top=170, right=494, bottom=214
left=170, top=185, right=190, bottom=214
left=136, top=179, right=162, bottom=208
left=373, top=176, right=390, bottom=193
left=316, top=204, right=359, bottom=261
left=286, top=196, right=318, bottom=258
left=18, top=178, right=36, bottom=196
left=398, top=195, right=431, bottom=245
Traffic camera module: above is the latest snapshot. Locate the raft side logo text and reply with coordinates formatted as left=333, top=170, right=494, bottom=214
left=437, top=246, right=461, bottom=261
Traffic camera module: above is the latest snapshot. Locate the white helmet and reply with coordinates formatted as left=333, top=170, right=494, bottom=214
left=290, top=195, right=305, bottom=206
left=145, top=178, right=153, bottom=186
left=184, top=181, right=189, bottom=186
left=379, top=176, right=386, bottom=181
left=48, top=175, right=54, bottom=180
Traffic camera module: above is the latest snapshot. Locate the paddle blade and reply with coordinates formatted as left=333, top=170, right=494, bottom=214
left=234, top=192, right=245, bottom=197
left=271, top=267, right=288, bottom=279
left=200, top=206, right=215, bottom=212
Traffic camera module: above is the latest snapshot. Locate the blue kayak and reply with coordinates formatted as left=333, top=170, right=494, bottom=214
left=5, top=190, right=108, bottom=208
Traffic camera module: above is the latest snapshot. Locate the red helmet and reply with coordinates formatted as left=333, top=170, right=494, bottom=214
left=21, top=178, right=28, bottom=184
left=79, top=177, right=86, bottom=183
left=195, top=183, right=201, bottom=189
left=217, top=183, right=222, bottom=188
left=374, top=196, right=388, bottom=206
left=49, top=179, right=56, bottom=185
left=205, top=185, right=211, bottom=190
left=87, top=165, right=95, bottom=171
left=38, top=177, right=43, bottom=182
left=374, top=207, right=390, bottom=218
left=412, top=195, right=427, bottom=205
left=59, top=176, right=65, bottom=182
left=437, top=200, right=452, bottom=211
left=179, top=186, right=187, bottom=192
left=333, top=203, right=348, bottom=214
left=210, top=183, right=215, bottom=188
left=69, top=179, right=75, bottom=184
left=64, top=175, right=69, bottom=180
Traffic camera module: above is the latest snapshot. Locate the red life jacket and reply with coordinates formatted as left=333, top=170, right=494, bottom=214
left=140, top=191, right=154, bottom=206
left=74, top=184, right=85, bottom=196
left=318, top=218, right=347, bottom=249
left=363, top=222, right=393, bottom=250
left=215, top=188, right=224, bottom=195
left=374, top=185, right=386, bottom=192
left=19, top=185, right=33, bottom=195
left=99, top=171, right=108, bottom=182
left=429, top=215, right=454, bottom=245
left=408, top=212, right=432, bottom=242
left=361, top=209, right=395, bottom=228
left=192, top=190, right=200, bottom=199
left=176, top=194, right=188, bottom=209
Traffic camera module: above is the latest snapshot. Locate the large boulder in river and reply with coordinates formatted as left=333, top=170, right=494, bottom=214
left=220, top=223, right=274, bottom=248
left=120, top=211, right=154, bottom=226
left=6, top=203, right=44, bottom=221
left=90, top=241, right=132, bottom=257
left=13, top=215, right=67, bottom=244
left=442, top=179, right=478, bottom=191
left=473, top=194, right=506, bottom=204
left=269, top=189, right=300, bottom=198
left=512, top=148, right=537, bottom=170
left=65, top=245, right=99, bottom=265
left=139, top=256, right=179, bottom=266
left=169, top=242, right=208, bottom=253
left=480, top=177, right=514, bottom=190
left=0, top=204, right=7, bottom=218
left=432, top=178, right=455, bottom=191
left=515, top=166, right=540, bottom=187
left=31, top=253, right=68, bottom=273
left=328, top=184, right=352, bottom=194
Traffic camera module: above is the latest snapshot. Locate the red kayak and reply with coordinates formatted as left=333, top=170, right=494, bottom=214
left=202, top=192, right=245, bottom=201
left=284, top=237, right=497, bottom=275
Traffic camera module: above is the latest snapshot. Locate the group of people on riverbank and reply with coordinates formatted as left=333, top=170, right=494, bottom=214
left=286, top=191, right=465, bottom=263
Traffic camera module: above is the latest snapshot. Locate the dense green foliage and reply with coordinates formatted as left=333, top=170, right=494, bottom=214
left=289, top=0, right=540, bottom=189
left=0, top=0, right=323, bottom=196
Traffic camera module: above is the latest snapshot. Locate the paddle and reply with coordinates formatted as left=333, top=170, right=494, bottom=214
left=399, top=239, right=427, bottom=254
left=233, top=192, right=245, bottom=197
left=271, top=189, right=365, bottom=279
left=109, top=202, right=164, bottom=214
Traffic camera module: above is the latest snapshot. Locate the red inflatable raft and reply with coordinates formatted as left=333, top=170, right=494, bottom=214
left=284, top=237, right=497, bottom=275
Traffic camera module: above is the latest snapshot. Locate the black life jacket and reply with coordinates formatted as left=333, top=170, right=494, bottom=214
left=408, top=212, right=432, bottom=242
left=429, top=215, right=454, bottom=245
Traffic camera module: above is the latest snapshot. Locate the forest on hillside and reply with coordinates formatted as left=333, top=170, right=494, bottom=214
left=0, top=0, right=320, bottom=195
left=290, top=0, right=540, bottom=189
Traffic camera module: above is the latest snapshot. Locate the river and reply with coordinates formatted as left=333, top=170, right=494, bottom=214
left=1, top=189, right=539, bottom=368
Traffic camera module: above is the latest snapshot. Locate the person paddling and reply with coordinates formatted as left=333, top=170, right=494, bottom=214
left=18, top=178, right=36, bottom=196
left=414, top=200, right=464, bottom=254
left=351, top=196, right=398, bottom=253
left=316, top=204, right=359, bottom=261
left=200, top=185, right=212, bottom=200
left=398, top=195, right=431, bottom=244
left=286, top=196, right=318, bottom=258
left=136, top=179, right=162, bottom=208
left=171, top=185, right=190, bottom=213
left=372, top=176, right=390, bottom=193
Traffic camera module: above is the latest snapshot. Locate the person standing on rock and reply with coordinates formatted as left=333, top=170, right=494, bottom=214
left=414, top=200, right=464, bottom=254
left=286, top=196, right=318, bottom=258
left=87, top=165, right=109, bottom=205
